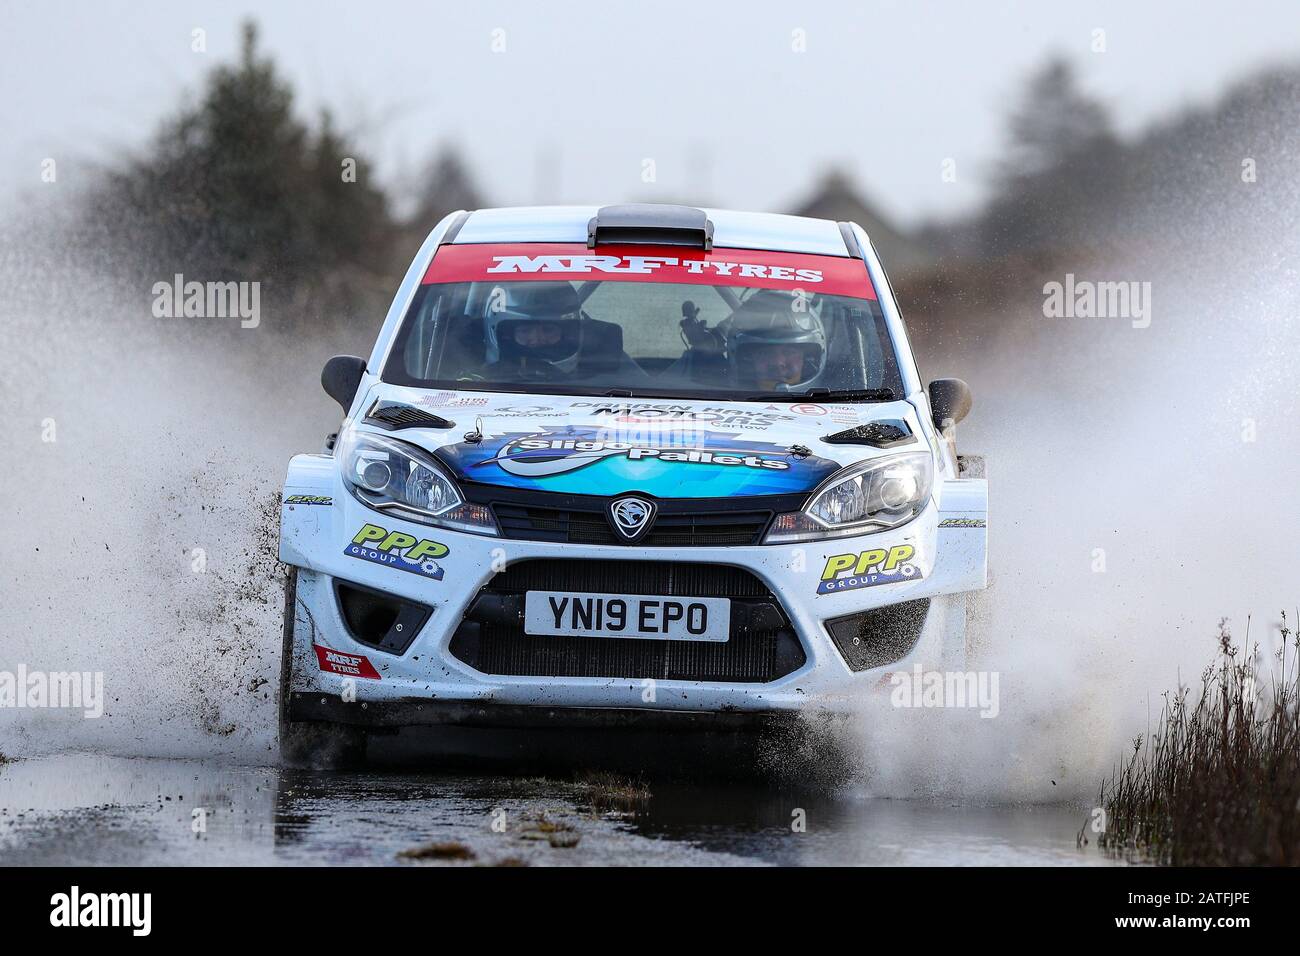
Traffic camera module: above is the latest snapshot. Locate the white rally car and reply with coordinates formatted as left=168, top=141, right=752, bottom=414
left=278, top=204, right=987, bottom=764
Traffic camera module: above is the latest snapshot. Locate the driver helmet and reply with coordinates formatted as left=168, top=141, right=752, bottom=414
left=483, top=282, right=583, bottom=372
left=723, top=290, right=826, bottom=390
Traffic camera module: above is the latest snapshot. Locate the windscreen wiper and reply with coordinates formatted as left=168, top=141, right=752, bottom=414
left=808, top=387, right=896, bottom=401
left=744, top=387, right=896, bottom=402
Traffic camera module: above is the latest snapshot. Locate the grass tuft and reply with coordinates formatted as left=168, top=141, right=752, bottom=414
left=573, top=772, right=651, bottom=814
left=397, top=840, right=477, bottom=861
left=1094, top=613, right=1300, bottom=865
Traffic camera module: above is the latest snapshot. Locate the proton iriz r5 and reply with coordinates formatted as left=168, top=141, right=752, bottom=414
left=277, top=203, right=987, bottom=765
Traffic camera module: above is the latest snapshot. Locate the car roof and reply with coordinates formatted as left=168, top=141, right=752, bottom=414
left=448, top=205, right=858, bottom=257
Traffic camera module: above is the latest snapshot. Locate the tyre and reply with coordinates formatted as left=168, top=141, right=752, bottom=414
left=278, top=567, right=368, bottom=768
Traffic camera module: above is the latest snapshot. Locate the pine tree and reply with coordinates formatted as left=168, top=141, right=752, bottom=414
left=85, top=21, right=394, bottom=320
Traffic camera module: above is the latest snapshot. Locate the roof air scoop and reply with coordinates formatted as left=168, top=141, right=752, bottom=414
left=587, top=203, right=714, bottom=250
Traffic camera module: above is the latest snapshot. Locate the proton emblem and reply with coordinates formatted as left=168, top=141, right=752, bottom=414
left=608, top=496, right=657, bottom=542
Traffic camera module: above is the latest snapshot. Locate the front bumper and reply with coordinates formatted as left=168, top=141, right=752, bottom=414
left=279, top=455, right=987, bottom=725
left=287, top=694, right=809, bottom=732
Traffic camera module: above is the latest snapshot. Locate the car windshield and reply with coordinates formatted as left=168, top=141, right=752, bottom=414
left=382, top=244, right=903, bottom=401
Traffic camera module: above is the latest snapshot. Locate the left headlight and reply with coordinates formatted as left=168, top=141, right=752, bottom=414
left=765, top=452, right=933, bottom=543
left=336, top=428, right=498, bottom=536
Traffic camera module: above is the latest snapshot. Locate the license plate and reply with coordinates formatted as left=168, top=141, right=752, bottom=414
left=523, top=591, right=730, bottom=643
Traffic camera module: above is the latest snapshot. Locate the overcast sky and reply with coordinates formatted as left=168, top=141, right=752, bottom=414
left=3, top=0, right=1298, bottom=226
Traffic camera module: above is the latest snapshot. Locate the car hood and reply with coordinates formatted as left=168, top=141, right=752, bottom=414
left=358, top=385, right=928, bottom=499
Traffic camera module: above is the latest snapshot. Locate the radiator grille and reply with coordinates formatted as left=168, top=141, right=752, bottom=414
left=449, top=560, right=804, bottom=683
left=492, top=503, right=770, bottom=547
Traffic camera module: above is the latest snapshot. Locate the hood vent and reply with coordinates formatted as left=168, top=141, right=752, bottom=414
left=364, top=400, right=455, bottom=431
left=822, top=420, right=914, bottom=448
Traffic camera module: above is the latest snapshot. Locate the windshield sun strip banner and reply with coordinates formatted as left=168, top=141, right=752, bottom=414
left=422, top=243, right=878, bottom=300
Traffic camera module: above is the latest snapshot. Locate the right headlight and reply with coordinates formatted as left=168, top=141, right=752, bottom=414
left=336, top=427, right=498, bottom=536
left=764, top=452, right=933, bottom=543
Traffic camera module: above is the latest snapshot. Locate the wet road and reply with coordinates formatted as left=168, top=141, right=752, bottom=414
left=0, top=754, right=1123, bottom=866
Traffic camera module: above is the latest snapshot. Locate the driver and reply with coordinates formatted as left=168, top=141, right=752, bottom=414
left=482, top=282, right=585, bottom=380
left=722, top=290, right=827, bottom=391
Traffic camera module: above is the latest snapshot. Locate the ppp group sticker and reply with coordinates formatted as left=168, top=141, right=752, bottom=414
left=817, top=544, right=921, bottom=595
left=344, top=523, right=448, bottom=580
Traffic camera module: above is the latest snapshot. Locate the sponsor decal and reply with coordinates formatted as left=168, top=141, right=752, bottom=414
left=416, top=391, right=488, bottom=408
left=817, top=544, right=922, bottom=594
left=436, top=425, right=841, bottom=497
left=478, top=404, right=571, bottom=419
left=495, top=436, right=790, bottom=478
left=495, top=404, right=560, bottom=415
left=485, top=252, right=824, bottom=284
left=410, top=397, right=566, bottom=418
left=343, top=523, right=448, bottom=580
left=571, top=401, right=795, bottom=430
left=939, top=517, right=986, bottom=529
left=826, top=404, right=866, bottom=426
left=313, top=644, right=381, bottom=680
left=792, top=403, right=828, bottom=416
left=423, top=243, right=878, bottom=299
left=284, top=495, right=332, bottom=506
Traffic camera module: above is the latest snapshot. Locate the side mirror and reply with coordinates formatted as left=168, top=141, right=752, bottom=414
left=321, top=355, right=367, bottom=412
left=928, top=378, right=972, bottom=430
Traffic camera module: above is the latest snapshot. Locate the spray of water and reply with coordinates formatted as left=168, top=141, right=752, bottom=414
left=0, top=215, right=370, bottom=761
left=847, top=179, right=1300, bottom=803
left=1, top=147, right=1296, bottom=799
